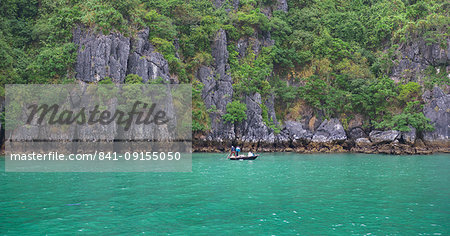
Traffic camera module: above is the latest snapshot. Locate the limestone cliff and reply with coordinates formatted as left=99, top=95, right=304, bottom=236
left=73, top=26, right=172, bottom=84
left=391, top=37, right=449, bottom=90
left=70, top=12, right=449, bottom=155
left=422, top=87, right=449, bottom=149
left=73, top=26, right=130, bottom=83
left=197, top=29, right=234, bottom=141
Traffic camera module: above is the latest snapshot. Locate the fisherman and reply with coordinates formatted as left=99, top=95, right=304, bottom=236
left=230, top=146, right=236, bottom=157
left=236, top=146, right=241, bottom=156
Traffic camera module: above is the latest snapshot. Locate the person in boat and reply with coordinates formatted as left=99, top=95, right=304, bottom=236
left=230, top=146, right=236, bottom=157
left=236, top=146, right=241, bottom=156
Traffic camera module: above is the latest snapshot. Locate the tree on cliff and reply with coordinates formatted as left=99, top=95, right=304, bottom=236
left=222, top=101, right=247, bottom=124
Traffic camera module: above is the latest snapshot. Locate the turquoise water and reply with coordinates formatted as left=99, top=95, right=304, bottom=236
left=1, top=153, right=449, bottom=235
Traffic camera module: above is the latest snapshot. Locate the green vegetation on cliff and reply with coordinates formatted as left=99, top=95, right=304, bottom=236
left=0, top=0, right=448, bottom=132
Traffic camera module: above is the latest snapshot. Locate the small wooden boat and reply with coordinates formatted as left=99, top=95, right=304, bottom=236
left=228, top=154, right=258, bottom=160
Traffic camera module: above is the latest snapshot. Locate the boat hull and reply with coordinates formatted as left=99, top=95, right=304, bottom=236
left=228, top=155, right=258, bottom=160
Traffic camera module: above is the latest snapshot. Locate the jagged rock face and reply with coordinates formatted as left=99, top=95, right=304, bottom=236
left=356, top=138, right=371, bottom=145
left=276, top=0, right=288, bottom=12
left=283, top=121, right=313, bottom=141
left=212, top=29, right=229, bottom=80
left=128, top=28, right=172, bottom=83
left=73, top=26, right=130, bottom=83
left=236, top=32, right=274, bottom=59
left=239, top=93, right=274, bottom=142
left=391, top=38, right=449, bottom=82
left=236, top=38, right=247, bottom=59
left=369, top=130, right=400, bottom=144
left=198, top=66, right=234, bottom=140
left=70, top=27, right=178, bottom=142
left=200, top=28, right=278, bottom=142
left=198, top=5, right=277, bottom=142
left=348, top=127, right=367, bottom=140
left=265, top=94, right=278, bottom=126
left=311, top=118, right=347, bottom=143
left=401, top=126, right=416, bottom=145
left=422, top=87, right=449, bottom=145
left=227, top=29, right=277, bottom=144
left=74, top=27, right=172, bottom=84
left=198, top=29, right=234, bottom=140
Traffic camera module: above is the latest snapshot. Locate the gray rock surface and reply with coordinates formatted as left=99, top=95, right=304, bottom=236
left=233, top=0, right=239, bottom=10
left=71, top=27, right=176, bottom=142
left=215, top=26, right=277, bottom=143
left=240, top=93, right=274, bottom=142
left=198, top=9, right=277, bottom=143
left=236, top=38, right=248, bottom=59
left=422, top=87, right=449, bottom=144
left=198, top=29, right=234, bottom=140
left=355, top=138, right=371, bottom=145
left=264, top=94, right=278, bottom=127
left=311, top=119, right=347, bottom=142
left=199, top=30, right=277, bottom=143
left=283, top=121, right=313, bottom=141
left=212, top=29, right=229, bottom=80
left=369, top=130, right=400, bottom=144
left=74, top=26, right=130, bottom=83
left=232, top=34, right=277, bottom=142
left=348, top=127, right=367, bottom=140
left=127, top=28, right=172, bottom=83
left=401, top=126, right=416, bottom=145
left=74, top=27, right=173, bottom=84
left=236, top=32, right=274, bottom=59
left=391, top=38, right=449, bottom=82
left=276, top=0, right=288, bottom=12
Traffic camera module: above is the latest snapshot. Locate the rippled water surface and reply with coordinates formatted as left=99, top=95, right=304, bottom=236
left=1, top=153, right=449, bottom=235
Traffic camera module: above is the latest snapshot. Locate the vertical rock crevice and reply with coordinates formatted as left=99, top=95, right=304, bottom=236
left=127, top=28, right=173, bottom=83
left=390, top=38, right=449, bottom=84
left=74, top=26, right=173, bottom=84
left=422, top=87, right=449, bottom=147
left=198, top=29, right=234, bottom=141
left=73, top=25, right=130, bottom=83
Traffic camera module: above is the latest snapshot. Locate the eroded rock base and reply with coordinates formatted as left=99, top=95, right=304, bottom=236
left=193, top=140, right=450, bottom=155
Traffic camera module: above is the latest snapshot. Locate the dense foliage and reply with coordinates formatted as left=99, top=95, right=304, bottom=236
left=0, top=0, right=447, bottom=133
left=223, top=101, right=248, bottom=124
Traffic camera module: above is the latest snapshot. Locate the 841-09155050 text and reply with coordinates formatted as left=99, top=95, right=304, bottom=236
left=9, top=151, right=182, bottom=161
